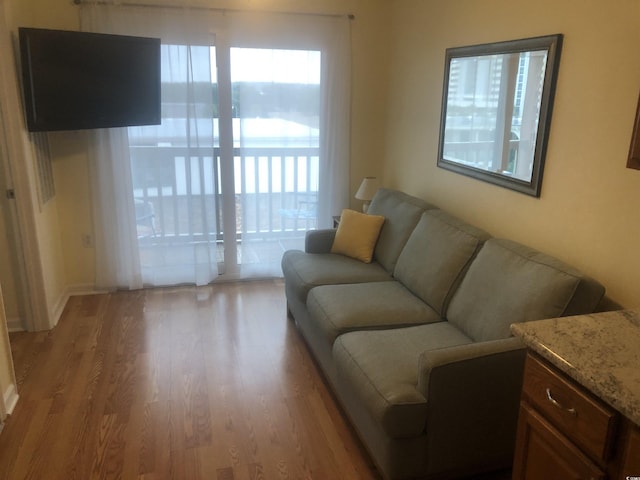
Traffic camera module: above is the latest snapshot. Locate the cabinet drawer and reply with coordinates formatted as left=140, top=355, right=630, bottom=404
left=522, top=353, right=618, bottom=462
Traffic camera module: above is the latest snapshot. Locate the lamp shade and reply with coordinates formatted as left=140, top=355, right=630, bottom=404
left=355, top=177, right=379, bottom=202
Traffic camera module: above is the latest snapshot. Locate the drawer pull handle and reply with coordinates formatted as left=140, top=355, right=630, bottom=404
left=546, top=388, right=577, bottom=416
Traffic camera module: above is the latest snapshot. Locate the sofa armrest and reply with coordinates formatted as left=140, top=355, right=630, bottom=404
left=416, top=337, right=527, bottom=476
left=305, top=228, right=336, bottom=253
left=417, top=337, right=525, bottom=397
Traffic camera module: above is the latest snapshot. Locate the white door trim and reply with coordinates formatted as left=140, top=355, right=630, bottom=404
left=0, top=3, right=52, bottom=332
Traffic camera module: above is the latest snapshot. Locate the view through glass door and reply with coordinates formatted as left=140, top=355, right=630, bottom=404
left=230, top=47, right=320, bottom=277
left=128, top=44, right=321, bottom=284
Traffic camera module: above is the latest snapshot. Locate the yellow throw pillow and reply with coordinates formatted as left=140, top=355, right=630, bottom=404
left=331, top=209, right=385, bottom=263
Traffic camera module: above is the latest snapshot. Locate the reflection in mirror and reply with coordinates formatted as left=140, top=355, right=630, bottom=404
left=437, top=35, right=562, bottom=197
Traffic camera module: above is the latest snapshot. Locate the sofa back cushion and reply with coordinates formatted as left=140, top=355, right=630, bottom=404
left=367, top=189, right=435, bottom=273
left=446, top=238, right=606, bottom=342
left=394, top=210, right=491, bottom=316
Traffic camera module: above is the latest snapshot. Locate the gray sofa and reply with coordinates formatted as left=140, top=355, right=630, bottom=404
left=281, top=188, right=605, bottom=480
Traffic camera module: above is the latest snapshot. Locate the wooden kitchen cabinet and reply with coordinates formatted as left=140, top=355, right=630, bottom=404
left=512, top=353, right=639, bottom=480
left=513, top=401, right=605, bottom=480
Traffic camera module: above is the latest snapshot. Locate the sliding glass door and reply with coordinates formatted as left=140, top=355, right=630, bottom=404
left=127, top=44, right=321, bottom=283
left=229, top=47, right=320, bottom=277
left=81, top=5, right=350, bottom=289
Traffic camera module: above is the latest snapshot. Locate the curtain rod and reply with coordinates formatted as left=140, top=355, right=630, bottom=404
left=72, top=0, right=355, bottom=20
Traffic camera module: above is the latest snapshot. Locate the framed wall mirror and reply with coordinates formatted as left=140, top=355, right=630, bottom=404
left=437, top=34, right=563, bottom=197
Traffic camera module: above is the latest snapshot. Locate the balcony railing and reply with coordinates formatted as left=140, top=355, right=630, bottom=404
left=130, top=145, right=319, bottom=244
left=443, top=139, right=520, bottom=173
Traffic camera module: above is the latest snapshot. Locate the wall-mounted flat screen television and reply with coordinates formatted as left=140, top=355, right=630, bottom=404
left=19, top=27, right=161, bottom=132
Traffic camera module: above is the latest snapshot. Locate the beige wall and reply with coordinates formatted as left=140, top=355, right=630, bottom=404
left=384, top=0, right=640, bottom=308
left=49, top=132, right=95, bottom=289
left=4, top=0, right=639, bottom=310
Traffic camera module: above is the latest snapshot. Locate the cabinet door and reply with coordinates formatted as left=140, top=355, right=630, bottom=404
left=513, top=403, right=606, bottom=480
left=621, top=425, right=640, bottom=478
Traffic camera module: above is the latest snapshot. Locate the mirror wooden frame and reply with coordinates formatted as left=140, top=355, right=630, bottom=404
left=437, top=34, right=563, bottom=197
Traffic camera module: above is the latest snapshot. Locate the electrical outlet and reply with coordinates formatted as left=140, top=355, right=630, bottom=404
left=81, top=234, right=93, bottom=248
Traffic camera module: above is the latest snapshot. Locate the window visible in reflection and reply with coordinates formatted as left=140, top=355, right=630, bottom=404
left=443, top=50, right=548, bottom=182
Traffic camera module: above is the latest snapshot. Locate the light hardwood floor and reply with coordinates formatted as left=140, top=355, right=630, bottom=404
left=0, top=280, right=380, bottom=480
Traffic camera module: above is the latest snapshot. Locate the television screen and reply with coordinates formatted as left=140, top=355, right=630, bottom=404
left=19, top=27, right=161, bottom=132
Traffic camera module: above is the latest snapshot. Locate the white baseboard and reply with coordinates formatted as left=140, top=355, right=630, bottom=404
left=7, top=284, right=113, bottom=333
left=50, top=290, right=68, bottom=329
left=6, top=316, right=24, bottom=333
left=11, top=284, right=104, bottom=332
left=66, top=283, right=104, bottom=297
left=50, top=284, right=103, bottom=328
left=3, top=383, right=18, bottom=415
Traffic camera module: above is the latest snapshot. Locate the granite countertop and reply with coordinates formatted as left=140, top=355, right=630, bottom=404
left=511, top=308, right=640, bottom=427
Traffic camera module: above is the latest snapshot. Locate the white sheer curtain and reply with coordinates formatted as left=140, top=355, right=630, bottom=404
left=88, top=128, right=142, bottom=289
left=82, top=4, right=351, bottom=288
left=83, top=6, right=221, bottom=288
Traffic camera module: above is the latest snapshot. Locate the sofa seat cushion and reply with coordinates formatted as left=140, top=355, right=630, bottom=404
left=394, top=210, right=490, bottom=316
left=447, top=238, right=606, bottom=342
left=333, top=323, right=473, bottom=439
left=281, top=250, right=391, bottom=304
left=307, top=281, right=441, bottom=345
